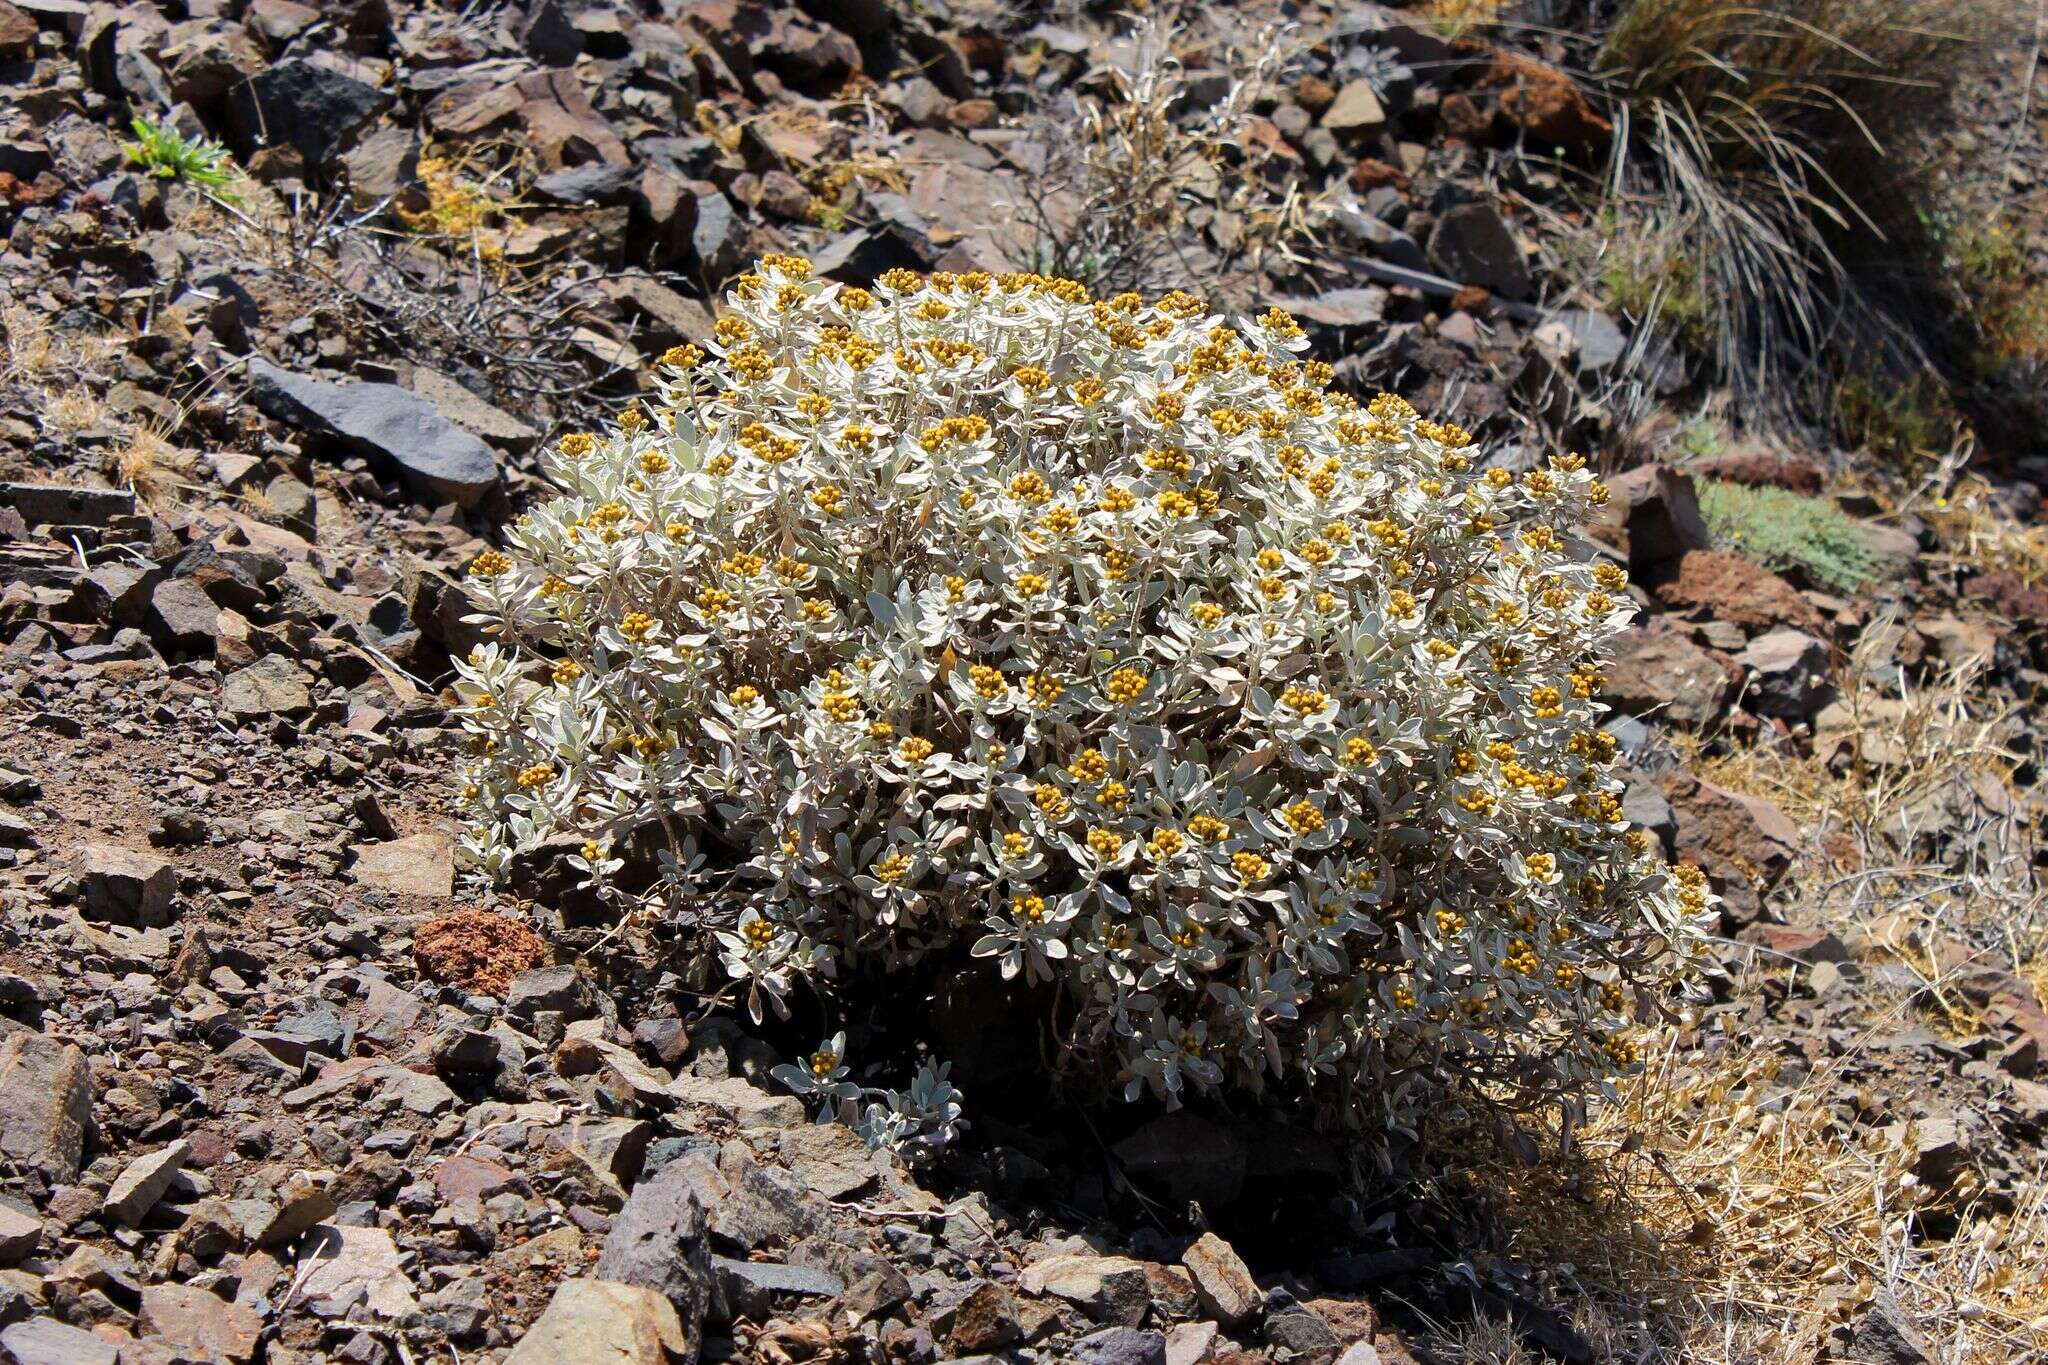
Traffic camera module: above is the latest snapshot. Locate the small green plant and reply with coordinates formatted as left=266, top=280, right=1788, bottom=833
left=122, top=115, right=238, bottom=201
left=1697, top=479, right=1878, bottom=592
left=1664, top=415, right=1725, bottom=463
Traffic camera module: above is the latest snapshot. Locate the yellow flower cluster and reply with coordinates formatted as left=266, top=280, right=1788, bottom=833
left=451, top=256, right=1708, bottom=1123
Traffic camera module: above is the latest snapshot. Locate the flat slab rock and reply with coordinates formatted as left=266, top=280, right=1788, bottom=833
left=0, top=1315, right=120, bottom=1365
left=246, top=357, right=500, bottom=509
left=0, top=1032, right=93, bottom=1182
left=348, top=831, right=456, bottom=898
left=503, top=1277, right=690, bottom=1365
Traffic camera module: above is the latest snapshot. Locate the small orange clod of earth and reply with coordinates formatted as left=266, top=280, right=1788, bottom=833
left=414, top=908, right=548, bottom=997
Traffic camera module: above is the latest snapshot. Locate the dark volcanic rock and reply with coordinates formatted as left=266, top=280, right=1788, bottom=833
left=230, top=58, right=391, bottom=169
left=246, top=358, right=500, bottom=508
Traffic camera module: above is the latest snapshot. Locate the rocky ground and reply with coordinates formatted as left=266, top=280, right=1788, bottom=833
left=0, top=1, right=2045, bottom=1363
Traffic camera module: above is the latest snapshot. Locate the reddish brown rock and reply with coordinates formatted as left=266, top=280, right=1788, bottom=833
left=950, top=1280, right=1024, bottom=1352
left=1684, top=449, right=1826, bottom=496
left=1447, top=284, right=1492, bottom=316
left=0, top=2, right=36, bottom=58
left=1297, top=74, right=1338, bottom=116
left=1439, top=92, right=1492, bottom=143
left=1484, top=54, right=1611, bottom=151
left=1349, top=157, right=1409, bottom=193
left=1650, top=550, right=1826, bottom=636
left=413, top=908, right=549, bottom=996
left=1964, top=571, right=2048, bottom=641
left=955, top=28, right=1005, bottom=74
left=1655, top=770, right=1801, bottom=927
left=1603, top=619, right=1739, bottom=729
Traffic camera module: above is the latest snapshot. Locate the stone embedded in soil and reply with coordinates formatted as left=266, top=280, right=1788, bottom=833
left=75, top=842, right=177, bottom=927
left=1427, top=202, right=1533, bottom=301
left=1020, top=1253, right=1152, bottom=1326
left=1487, top=53, right=1612, bottom=150
left=947, top=1279, right=1023, bottom=1351
left=137, top=1282, right=263, bottom=1364
left=1736, top=627, right=1834, bottom=721
left=219, top=654, right=312, bottom=719
left=712, top=1254, right=844, bottom=1320
left=251, top=1170, right=336, bottom=1248
left=147, top=576, right=225, bottom=653
left=503, top=1278, right=690, bottom=1365
left=295, top=1223, right=420, bottom=1321
left=0, top=482, right=137, bottom=528
left=0, top=1201, right=40, bottom=1262
left=1321, top=80, right=1387, bottom=139
left=1182, top=1232, right=1263, bottom=1326
left=407, top=365, right=540, bottom=453
left=347, top=831, right=455, bottom=897
left=1655, top=769, right=1801, bottom=927
left=0, top=1032, right=93, bottom=1181
left=1603, top=620, right=1738, bottom=730
left=246, top=357, right=500, bottom=509
left=1589, top=465, right=1712, bottom=572
left=229, top=58, right=392, bottom=169
left=0, top=1316, right=120, bottom=1365
left=1651, top=550, right=1827, bottom=636
left=104, top=1139, right=190, bottom=1225
left=1071, top=1325, right=1169, bottom=1365
left=508, top=963, right=598, bottom=1025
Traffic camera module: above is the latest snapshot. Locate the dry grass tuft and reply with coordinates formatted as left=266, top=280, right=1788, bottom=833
left=1408, top=614, right=2048, bottom=1361
left=1594, top=0, right=2018, bottom=415
left=44, top=387, right=102, bottom=437
left=1419, top=1026, right=2048, bottom=1363
left=1013, top=15, right=1313, bottom=297
left=1425, top=0, right=1511, bottom=41
left=1922, top=478, right=2048, bottom=588
left=2, top=303, right=112, bottom=385
left=109, top=425, right=191, bottom=506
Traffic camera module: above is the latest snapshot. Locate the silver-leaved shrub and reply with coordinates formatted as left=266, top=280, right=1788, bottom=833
left=453, top=255, right=1711, bottom=1136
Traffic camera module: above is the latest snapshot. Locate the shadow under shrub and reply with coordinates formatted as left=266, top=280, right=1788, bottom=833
left=451, top=256, right=1709, bottom=1155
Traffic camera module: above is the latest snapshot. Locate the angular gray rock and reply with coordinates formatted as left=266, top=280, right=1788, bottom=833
left=219, top=655, right=313, bottom=719
left=1589, top=465, right=1713, bottom=571
left=295, top=1223, right=420, bottom=1320
left=595, top=1160, right=713, bottom=1356
left=1555, top=306, right=1627, bottom=370
left=1072, top=1326, right=1168, bottom=1365
left=138, top=1282, right=263, bottom=1364
left=246, top=357, right=500, bottom=508
left=230, top=58, right=391, bottom=168
left=1320, top=80, right=1386, bottom=139
left=0, top=1032, right=94, bottom=1180
left=0, top=1201, right=40, bottom=1262
left=0, top=1316, right=120, bottom=1365
left=1019, top=1253, right=1151, bottom=1326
